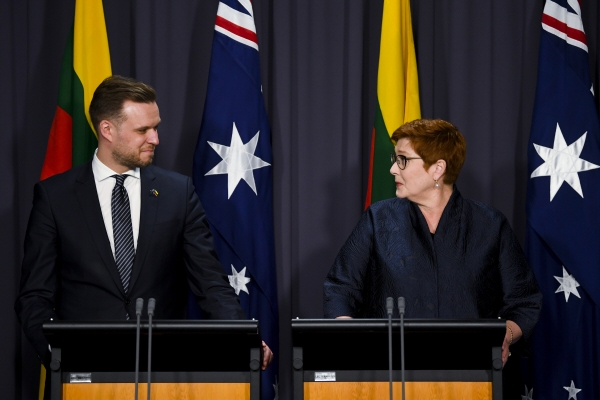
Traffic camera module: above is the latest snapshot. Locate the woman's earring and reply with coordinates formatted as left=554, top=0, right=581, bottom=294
left=434, top=179, right=440, bottom=188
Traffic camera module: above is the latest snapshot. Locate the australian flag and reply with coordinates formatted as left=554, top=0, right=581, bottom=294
left=192, top=1, right=279, bottom=399
left=526, top=0, right=600, bottom=399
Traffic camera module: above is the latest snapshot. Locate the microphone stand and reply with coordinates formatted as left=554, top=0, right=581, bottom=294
left=386, top=297, right=394, bottom=400
left=147, top=298, right=156, bottom=400
left=134, top=298, right=144, bottom=400
left=398, top=297, right=406, bottom=400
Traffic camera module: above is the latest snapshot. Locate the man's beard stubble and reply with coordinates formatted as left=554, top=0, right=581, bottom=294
left=112, top=146, right=155, bottom=170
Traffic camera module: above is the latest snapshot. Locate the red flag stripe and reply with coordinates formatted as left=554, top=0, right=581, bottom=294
left=215, top=15, right=258, bottom=46
left=41, top=106, right=73, bottom=180
left=364, top=127, right=376, bottom=210
left=542, top=13, right=587, bottom=46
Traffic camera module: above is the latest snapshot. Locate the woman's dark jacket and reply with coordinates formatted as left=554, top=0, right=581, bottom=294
left=324, top=189, right=542, bottom=341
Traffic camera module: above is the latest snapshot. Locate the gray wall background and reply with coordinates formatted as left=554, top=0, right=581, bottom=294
left=2, top=1, right=599, bottom=399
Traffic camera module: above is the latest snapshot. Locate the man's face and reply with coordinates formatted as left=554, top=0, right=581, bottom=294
left=111, top=100, right=160, bottom=170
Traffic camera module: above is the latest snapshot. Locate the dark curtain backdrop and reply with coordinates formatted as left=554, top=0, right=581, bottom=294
left=2, top=1, right=600, bottom=399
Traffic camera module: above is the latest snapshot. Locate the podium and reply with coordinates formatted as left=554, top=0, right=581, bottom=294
left=44, top=320, right=262, bottom=400
left=292, top=319, right=505, bottom=400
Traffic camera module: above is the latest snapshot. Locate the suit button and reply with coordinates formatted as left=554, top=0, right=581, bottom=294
left=125, top=298, right=131, bottom=305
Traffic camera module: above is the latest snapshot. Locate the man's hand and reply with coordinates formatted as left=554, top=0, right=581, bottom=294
left=262, top=341, right=274, bottom=370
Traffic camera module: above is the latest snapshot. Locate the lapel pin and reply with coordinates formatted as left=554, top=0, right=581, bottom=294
left=150, top=189, right=159, bottom=197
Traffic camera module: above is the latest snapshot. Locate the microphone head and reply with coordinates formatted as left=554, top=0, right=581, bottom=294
left=135, top=298, right=144, bottom=315
left=386, top=297, right=394, bottom=315
left=397, top=297, right=406, bottom=313
left=147, top=298, right=156, bottom=316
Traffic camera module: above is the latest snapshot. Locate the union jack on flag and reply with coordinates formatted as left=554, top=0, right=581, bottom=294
left=526, top=0, right=600, bottom=399
left=193, top=1, right=279, bottom=399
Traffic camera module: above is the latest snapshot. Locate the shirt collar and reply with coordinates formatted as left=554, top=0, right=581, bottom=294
left=92, top=149, right=140, bottom=182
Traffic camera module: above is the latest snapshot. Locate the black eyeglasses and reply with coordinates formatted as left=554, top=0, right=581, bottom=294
left=391, top=153, right=422, bottom=170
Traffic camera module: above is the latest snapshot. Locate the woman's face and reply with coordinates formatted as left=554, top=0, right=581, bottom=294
left=390, top=138, right=437, bottom=202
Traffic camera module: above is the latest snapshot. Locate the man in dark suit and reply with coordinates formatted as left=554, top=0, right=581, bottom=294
left=15, top=75, right=272, bottom=369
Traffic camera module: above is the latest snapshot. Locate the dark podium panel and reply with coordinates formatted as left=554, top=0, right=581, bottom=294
left=292, top=319, right=506, bottom=400
left=44, top=320, right=262, bottom=400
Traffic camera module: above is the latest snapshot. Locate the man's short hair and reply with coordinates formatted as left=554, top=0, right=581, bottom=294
left=89, top=75, right=157, bottom=132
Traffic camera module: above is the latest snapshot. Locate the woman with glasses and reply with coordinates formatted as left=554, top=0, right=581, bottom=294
left=323, top=118, right=541, bottom=366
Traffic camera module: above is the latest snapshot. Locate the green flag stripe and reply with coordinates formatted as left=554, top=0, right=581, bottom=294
left=56, top=27, right=74, bottom=114
left=71, top=72, right=97, bottom=166
left=55, top=25, right=98, bottom=166
left=371, top=102, right=396, bottom=202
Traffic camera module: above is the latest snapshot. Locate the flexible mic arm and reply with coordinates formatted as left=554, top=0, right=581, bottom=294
left=134, top=298, right=144, bottom=400
left=147, top=298, right=156, bottom=400
left=386, top=297, right=394, bottom=400
left=397, top=297, right=406, bottom=400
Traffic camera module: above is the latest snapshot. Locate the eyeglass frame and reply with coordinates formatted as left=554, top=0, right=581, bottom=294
left=391, top=153, right=422, bottom=170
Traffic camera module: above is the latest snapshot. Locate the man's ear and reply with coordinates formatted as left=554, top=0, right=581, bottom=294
left=98, top=120, right=114, bottom=142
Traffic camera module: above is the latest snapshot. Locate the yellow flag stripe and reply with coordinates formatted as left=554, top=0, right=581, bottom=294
left=38, top=365, right=45, bottom=400
left=73, top=0, right=112, bottom=137
left=377, top=0, right=421, bottom=137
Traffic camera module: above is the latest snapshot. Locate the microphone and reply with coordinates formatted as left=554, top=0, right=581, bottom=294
left=134, top=298, right=144, bottom=400
left=386, top=297, right=394, bottom=400
left=147, top=298, right=156, bottom=400
left=397, top=297, right=406, bottom=400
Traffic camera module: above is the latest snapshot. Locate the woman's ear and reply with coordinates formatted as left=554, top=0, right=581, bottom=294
left=433, top=159, right=447, bottom=182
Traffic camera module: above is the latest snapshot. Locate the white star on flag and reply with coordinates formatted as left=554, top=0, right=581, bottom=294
left=205, top=122, right=271, bottom=199
left=555, top=266, right=581, bottom=302
left=521, top=385, right=534, bottom=400
left=530, top=123, right=600, bottom=201
left=228, top=265, right=251, bottom=295
left=563, top=380, right=582, bottom=399
left=273, top=376, right=279, bottom=400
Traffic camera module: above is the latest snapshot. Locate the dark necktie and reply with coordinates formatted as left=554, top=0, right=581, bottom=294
left=111, top=174, right=135, bottom=294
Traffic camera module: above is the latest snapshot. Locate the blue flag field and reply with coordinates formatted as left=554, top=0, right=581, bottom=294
left=526, top=0, right=600, bottom=398
left=193, top=1, right=279, bottom=399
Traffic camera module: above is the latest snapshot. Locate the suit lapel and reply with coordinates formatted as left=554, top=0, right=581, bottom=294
left=75, top=163, right=126, bottom=294
left=128, top=167, right=158, bottom=291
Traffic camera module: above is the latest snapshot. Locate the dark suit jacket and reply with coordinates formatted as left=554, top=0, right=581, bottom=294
left=15, top=162, right=245, bottom=364
left=324, top=189, right=542, bottom=343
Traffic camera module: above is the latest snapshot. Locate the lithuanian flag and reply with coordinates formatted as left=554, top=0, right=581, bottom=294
left=40, top=0, right=112, bottom=180
left=364, top=0, right=420, bottom=208
left=38, top=1, right=111, bottom=397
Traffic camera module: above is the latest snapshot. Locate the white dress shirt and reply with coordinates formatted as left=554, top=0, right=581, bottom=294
left=92, top=150, right=141, bottom=258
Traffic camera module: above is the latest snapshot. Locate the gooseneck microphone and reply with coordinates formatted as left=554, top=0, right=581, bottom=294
left=134, top=298, right=144, bottom=400
left=386, top=297, right=394, bottom=400
left=397, top=297, right=406, bottom=400
left=147, top=298, right=156, bottom=400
